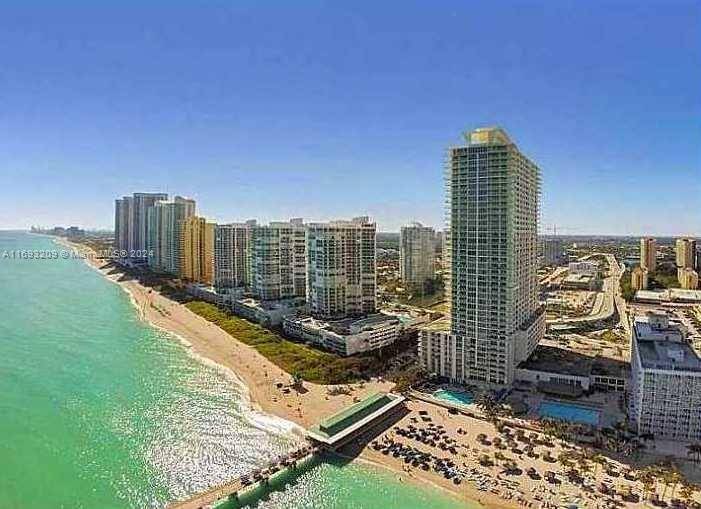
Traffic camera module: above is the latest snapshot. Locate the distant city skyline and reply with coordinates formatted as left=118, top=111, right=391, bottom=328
left=1, top=2, right=699, bottom=236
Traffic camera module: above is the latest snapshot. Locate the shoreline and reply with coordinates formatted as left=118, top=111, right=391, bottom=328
left=53, top=238, right=502, bottom=508
left=52, top=237, right=701, bottom=509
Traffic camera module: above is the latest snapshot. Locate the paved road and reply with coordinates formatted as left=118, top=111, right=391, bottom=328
left=548, top=253, right=625, bottom=328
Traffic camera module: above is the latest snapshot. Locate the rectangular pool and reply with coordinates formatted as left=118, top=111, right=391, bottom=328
left=538, top=400, right=601, bottom=426
left=433, top=389, right=474, bottom=407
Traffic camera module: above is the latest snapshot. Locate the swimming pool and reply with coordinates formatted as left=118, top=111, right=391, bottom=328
left=433, top=389, right=474, bottom=407
left=538, top=401, right=601, bottom=426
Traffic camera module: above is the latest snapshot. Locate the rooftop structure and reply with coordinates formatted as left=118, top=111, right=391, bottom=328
left=307, top=392, right=405, bottom=448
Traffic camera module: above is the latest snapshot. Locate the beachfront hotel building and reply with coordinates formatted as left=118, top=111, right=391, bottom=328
left=179, top=216, right=215, bottom=285
left=640, top=237, right=657, bottom=274
left=147, top=196, right=196, bottom=275
left=419, top=127, right=545, bottom=386
left=306, top=217, right=377, bottom=319
left=250, top=219, right=307, bottom=301
left=214, top=221, right=256, bottom=290
left=399, top=222, right=436, bottom=289
left=629, top=311, right=701, bottom=441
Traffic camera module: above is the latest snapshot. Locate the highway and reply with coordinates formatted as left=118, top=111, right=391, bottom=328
left=547, top=253, right=626, bottom=329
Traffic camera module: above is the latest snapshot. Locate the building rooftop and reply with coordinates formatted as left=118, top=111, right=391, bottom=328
left=634, top=313, right=701, bottom=372
left=417, top=316, right=451, bottom=333
left=307, top=392, right=405, bottom=446
left=519, top=344, right=593, bottom=378
left=519, top=344, right=628, bottom=379
left=287, top=313, right=400, bottom=336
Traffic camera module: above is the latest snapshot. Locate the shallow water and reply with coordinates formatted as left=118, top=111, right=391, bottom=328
left=0, top=232, right=473, bottom=508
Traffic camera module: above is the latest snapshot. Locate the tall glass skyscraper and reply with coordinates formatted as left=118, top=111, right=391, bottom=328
left=420, top=127, right=545, bottom=386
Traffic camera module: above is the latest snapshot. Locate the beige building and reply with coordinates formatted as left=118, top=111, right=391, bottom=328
left=678, top=267, right=699, bottom=290
left=676, top=238, right=697, bottom=270
left=640, top=237, right=657, bottom=274
left=180, top=216, right=215, bottom=285
left=631, top=266, right=649, bottom=291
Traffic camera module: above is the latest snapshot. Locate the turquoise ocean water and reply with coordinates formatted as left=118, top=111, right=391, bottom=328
left=0, top=232, right=473, bottom=509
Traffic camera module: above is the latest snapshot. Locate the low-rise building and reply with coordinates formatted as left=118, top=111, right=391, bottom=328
left=635, top=289, right=701, bottom=304
left=569, top=261, right=598, bottom=277
left=515, top=344, right=628, bottom=395
left=629, top=311, right=701, bottom=441
left=232, top=297, right=306, bottom=327
left=283, top=313, right=402, bottom=356
left=561, top=273, right=601, bottom=291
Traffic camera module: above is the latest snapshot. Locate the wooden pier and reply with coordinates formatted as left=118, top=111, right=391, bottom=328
left=167, top=445, right=317, bottom=509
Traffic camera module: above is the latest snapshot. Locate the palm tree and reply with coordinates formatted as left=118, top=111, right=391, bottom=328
left=475, top=392, right=501, bottom=421
left=662, top=468, right=684, bottom=501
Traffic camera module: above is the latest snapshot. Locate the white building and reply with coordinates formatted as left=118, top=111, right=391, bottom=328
left=214, top=221, right=256, bottom=290
left=400, top=222, right=436, bottom=289
left=420, top=127, right=545, bottom=386
left=629, top=311, right=701, bottom=441
left=283, top=313, right=401, bottom=356
left=250, top=219, right=307, bottom=301
left=306, top=217, right=376, bottom=319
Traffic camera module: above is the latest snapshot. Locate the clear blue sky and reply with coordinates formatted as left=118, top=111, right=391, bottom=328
left=1, top=1, right=699, bottom=235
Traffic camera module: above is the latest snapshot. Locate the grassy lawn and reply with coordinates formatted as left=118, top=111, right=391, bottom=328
left=185, top=301, right=373, bottom=384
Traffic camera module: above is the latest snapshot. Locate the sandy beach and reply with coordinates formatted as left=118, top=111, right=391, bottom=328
left=55, top=238, right=701, bottom=509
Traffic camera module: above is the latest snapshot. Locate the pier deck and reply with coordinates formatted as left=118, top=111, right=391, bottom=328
left=167, top=446, right=315, bottom=509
